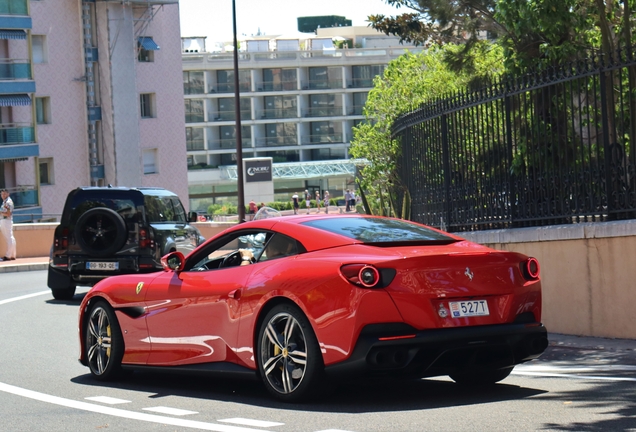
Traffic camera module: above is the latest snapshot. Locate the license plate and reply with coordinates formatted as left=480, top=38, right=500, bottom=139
left=86, top=261, right=119, bottom=271
left=449, top=300, right=489, bottom=317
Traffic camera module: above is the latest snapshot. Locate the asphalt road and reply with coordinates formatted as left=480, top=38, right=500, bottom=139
left=1, top=271, right=636, bottom=431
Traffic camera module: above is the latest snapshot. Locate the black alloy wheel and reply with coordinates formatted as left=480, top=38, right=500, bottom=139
left=257, top=304, right=325, bottom=402
left=85, top=300, right=124, bottom=380
left=75, top=207, right=127, bottom=257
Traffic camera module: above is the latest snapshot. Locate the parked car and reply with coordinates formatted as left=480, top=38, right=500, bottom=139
left=48, top=186, right=203, bottom=300
left=77, top=210, right=547, bottom=402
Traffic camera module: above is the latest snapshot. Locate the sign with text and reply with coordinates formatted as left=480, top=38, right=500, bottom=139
left=245, top=159, right=272, bottom=182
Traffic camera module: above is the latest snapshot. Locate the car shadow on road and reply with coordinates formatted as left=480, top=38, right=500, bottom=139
left=71, top=371, right=546, bottom=413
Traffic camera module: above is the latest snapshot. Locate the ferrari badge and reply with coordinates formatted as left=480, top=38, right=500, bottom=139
left=136, top=282, right=144, bottom=295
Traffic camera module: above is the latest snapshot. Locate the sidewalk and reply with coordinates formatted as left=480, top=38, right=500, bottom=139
left=0, top=256, right=49, bottom=273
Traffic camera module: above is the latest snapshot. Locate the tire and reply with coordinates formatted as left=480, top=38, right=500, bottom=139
left=450, top=366, right=514, bottom=386
left=75, top=207, right=127, bottom=257
left=85, top=300, right=125, bottom=380
left=257, top=304, right=325, bottom=402
left=51, top=286, right=76, bottom=301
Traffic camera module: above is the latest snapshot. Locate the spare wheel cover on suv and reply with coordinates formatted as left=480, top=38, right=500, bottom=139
left=75, top=207, right=128, bottom=257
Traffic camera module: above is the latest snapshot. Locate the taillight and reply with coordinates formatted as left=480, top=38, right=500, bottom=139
left=55, top=228, right=69, bottom=249
left=341, top=264, right=382, bottom=288
left=139, top=227, right=153, bottom=249
left=521, top=257, right=540, bottom=280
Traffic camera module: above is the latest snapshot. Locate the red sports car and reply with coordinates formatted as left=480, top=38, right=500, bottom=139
left=78, top=213, right=547, bottom=402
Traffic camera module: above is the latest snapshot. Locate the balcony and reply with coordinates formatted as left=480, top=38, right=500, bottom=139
left=302, top=79, right=343, bottom=90
left=255, top=136, right=297, bottom=147
left=349, top=105, right=365, bottom=115
left=0, top=59, right=31, bottom=80
left=185, top=113, right=205, bottom=123
left=258, top=108, right=297, bottom=119
left=209, top=83, right=251, bottom=94
left=186, top=140, right=205, bottom=151
left=303, top=107, right=343, bottom=117
left=0, top=0, right=28, bottom=15
left=6, top=185, right=37, bottom=208
left=259, top=81, right=297, bottom=92
left=0, top=123, right=33, bottom=144
left=349, top=78, right=375, bottom=88
left=211, top=110, right=251, bottom=121
left=302, top=134, right=343, bottom=144
left=184, top=84, right=205, bottom=95
left=209, top=138, right=252, bottom=150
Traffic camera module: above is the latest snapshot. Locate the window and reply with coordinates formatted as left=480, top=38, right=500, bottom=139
left=216, top=69, right=251, bottom=93
left=352, top=65, right=384, bottom=88
left=142, top=148, right=157, bottom=174
left=39, top=158, right=54, bottom=185
left=183, top=71, right=204, bottom=95
left=262, top=68, right=297, bottom=91
left=184, top=99, right=204, bottom=123
left=308, top=67, right=342, bottom=89
left=137, top=37, right=158, bottom=62
left=186, top=127, right=204, bottom=151
left=263, top=95, right=296, bottom=118
left=32, top=35, right=47, bottom=63
left=140, top=93, right=156, bottom=118
left=35, top=97, right=51, bottom=124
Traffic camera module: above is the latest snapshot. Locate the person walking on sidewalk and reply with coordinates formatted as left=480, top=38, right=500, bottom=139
left=323, top=191, right=330, bottom=214
left=0, top=189, right=16, bottom=261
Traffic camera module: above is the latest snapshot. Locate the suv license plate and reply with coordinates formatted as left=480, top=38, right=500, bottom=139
left=86, top=262, right=119, bottom=271
left=449, top=300, right=489, bottom=317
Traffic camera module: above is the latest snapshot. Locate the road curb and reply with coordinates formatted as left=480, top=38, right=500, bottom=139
left=0, top=263, right=48, bottom=273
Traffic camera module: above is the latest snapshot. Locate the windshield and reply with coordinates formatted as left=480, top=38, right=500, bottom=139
left=302, top=217, right=456, bottom=244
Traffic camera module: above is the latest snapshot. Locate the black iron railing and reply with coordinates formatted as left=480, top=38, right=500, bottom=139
left=392, top=48, right=636, bottom=231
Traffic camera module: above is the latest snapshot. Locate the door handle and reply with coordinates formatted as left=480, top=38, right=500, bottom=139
left=228, top=289, right=241, bottom=300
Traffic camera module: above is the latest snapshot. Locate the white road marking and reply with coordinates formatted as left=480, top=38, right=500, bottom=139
left=0, top=381, right=269, bottom=431
left=512, top=371, right=636, bottom=382
left=219, top=418, right=284, bottom=427
left=517, top=364, right=636, bottom=373
left=85, top=396, right=131, bottom=405
left=315, top=430, right=356, bottom=432
left=0, top=290, right=49, bottom=306
left=143, top=406, right=199, bottom=416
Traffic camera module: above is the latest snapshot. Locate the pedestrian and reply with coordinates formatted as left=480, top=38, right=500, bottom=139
left=304, top=190, right=311, bottom=214
left=323, top=190, right=330, bottom=214
left=315, top=190, right=321, bottom=212
left=247, top=200, right=258, bottom=220
left=344, top=189, right=351, bottom=212
left=0, top=188, right=16, bottom=261
left=349, top=190, right=357, bottom=212
left=291, top=193, right=299, bottom=215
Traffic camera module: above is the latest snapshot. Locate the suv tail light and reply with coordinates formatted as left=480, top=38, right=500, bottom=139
left=139, top=227, right=154, bottom=249
left=54, top=228, right=69, bottom=250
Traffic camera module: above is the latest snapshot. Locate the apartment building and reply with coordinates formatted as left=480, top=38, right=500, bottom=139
left=0, top=0, right=188, bottom=221
left=182, top=27, right=418, bottom=212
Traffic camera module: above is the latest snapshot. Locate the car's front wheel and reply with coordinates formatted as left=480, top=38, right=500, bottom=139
left=257, top=304, right=324, bottom=402
left=450, top=366, right=514, bottom=386
left=85, top=300, right=124, bottom=380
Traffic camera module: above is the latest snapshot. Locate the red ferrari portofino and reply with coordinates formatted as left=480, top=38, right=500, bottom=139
left=78, top=212, right=547, bottom=401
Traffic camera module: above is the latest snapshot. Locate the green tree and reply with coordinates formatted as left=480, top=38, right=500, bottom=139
left=350, top=43, right=504, bottom=211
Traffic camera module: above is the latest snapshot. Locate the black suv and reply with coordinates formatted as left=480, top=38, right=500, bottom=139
left=47, top=187, right=203, bottom=300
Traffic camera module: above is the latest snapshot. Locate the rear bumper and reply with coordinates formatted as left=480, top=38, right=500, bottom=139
left=325, top=322, right=548, bottom=379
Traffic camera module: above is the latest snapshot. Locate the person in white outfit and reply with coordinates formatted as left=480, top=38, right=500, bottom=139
left=0, top=189, right=16, bottom=261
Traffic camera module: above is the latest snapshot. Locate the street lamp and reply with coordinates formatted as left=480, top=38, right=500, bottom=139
left=232, top=0, right=245, bottom=222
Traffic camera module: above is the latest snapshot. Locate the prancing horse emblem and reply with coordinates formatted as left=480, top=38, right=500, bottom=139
left=136, top=282, right=144, bottom=295
left=464, top=267, right=474, bottom=281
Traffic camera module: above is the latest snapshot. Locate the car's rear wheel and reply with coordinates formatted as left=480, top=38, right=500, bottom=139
left=257, top=304, right=324, bottom=402
left=450, top=366, right=514, bottom=386
left=75, top=207, right=127, bottom=257
left=51, top=286, right=76, bottom=300
left=85, top=300, right=124, bottom=380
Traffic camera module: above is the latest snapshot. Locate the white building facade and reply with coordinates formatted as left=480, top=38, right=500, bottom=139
left=0, top=0, right=189, bottom=221
left=182, top=27, right=419, bottom=212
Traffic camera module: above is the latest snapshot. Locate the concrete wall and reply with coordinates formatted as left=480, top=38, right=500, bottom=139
left=461, top=220, right=636, bottom=340
left=0, top=222, right=233, bottom=259
left=3, top=219, right=635, bottom=340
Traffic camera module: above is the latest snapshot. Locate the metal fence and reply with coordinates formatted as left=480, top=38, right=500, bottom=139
left=392, top=47, right=636, bottom=232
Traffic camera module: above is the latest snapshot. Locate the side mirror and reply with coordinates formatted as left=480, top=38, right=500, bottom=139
left=161, top=251, right=185, bottom=272
left=188, top=211, right=198, bottom=222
